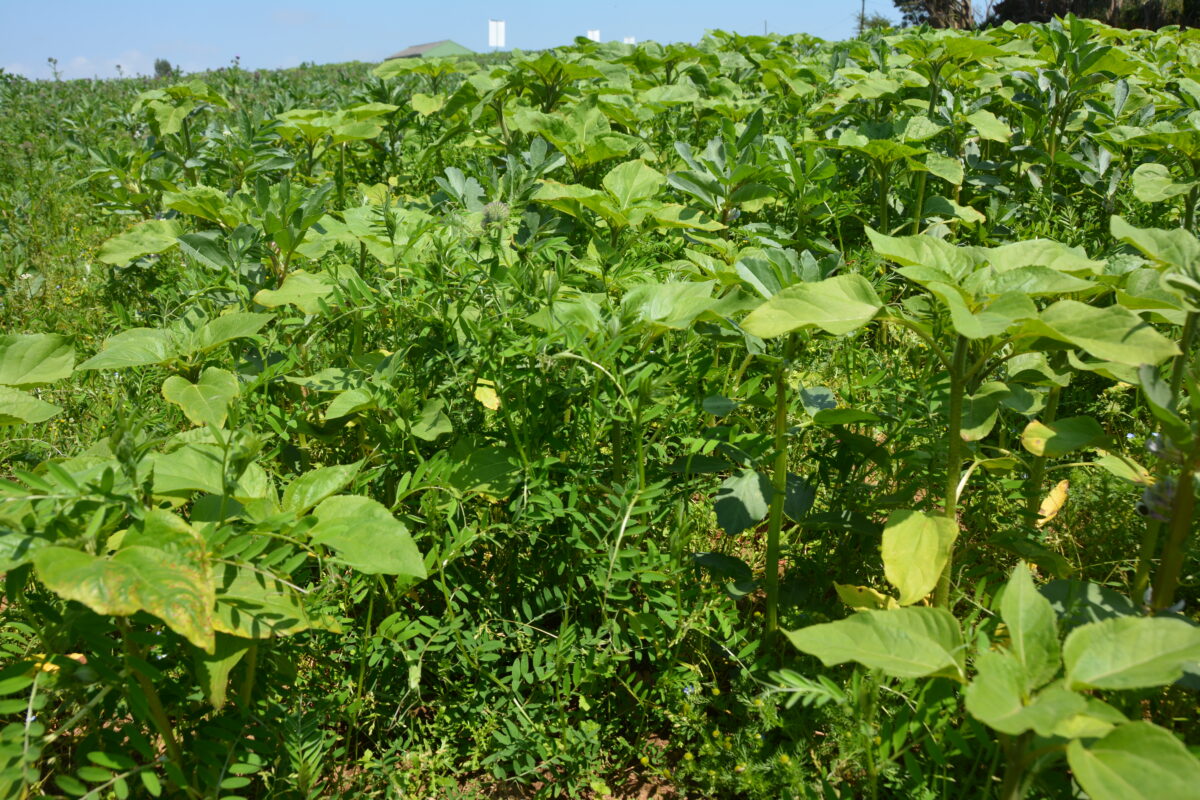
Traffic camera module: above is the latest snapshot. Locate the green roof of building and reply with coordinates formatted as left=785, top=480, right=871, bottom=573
left=385, top=40, right=475, bottom=59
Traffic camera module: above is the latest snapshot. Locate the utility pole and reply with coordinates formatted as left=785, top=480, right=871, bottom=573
left=859, top=0, right=867, bottom=34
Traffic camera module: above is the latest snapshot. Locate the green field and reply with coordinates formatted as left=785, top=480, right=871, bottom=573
left=3, top=15, right=1200, bottom=799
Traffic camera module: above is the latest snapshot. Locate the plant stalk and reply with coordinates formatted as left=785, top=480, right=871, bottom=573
left=117, top=621, right=186, bottom=776
left=1150, top=435, right=1200, bottom=612
left=1136, top=311, right=1198, bottom=602
left=935, top=337, right=967, bottom=609
left=1024, top=386, right=1062, bottom=517
left=763, top=335, right=797, bottom=648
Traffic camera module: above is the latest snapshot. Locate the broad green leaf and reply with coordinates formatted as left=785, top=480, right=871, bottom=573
left=986, top=239, right=1105, bottom=275
left=924, top=195, right=985, bottom=224
left=309, top=496, right=426, bottom=578
left=601, top=159, right=665, bottom=210
left=881, top=510, right=958, bottom=605
left=163, top=186, right=235, bottom=225
left=1067, top=722, right=1200, bottom=800
left=926, top=284, right=1035, bottom=340
left=1131, top=163, right=1197, bottom=203
left=1111, top=216, right=1200, bottom=272
left=741, top=274, right=882, bottom=338
left=1024, top=300, right=1178, bottom=366
left=0, top=386, right=62, bottom=425
left=192, top=633, right=251, bottom=710
left=149, top=444, right=268, bottom=501
left=714, top=468, right=772, bottom=537
left=834, top=583, right=899, bottom=610
left=282, top=461, right=361, bottom=515
left=1001, top=562, right=1059, bottom=689
left=411, top=399, right=453, bottom=442
left=411, top=92, right=445, bottom=116
left=77, top=328, right=177, bottom=370
left=866, top=227, right=978, bottom=280
left=965, top=653, right=1085, bottom=735
left=324, top=387, right=376, bottom=420
left=923, top=153, right=963, bottom=185
left=0, top=333, right=74, bottom=387
left=1052, top=697, right=1128, bottom=740
left=33, top=545, right=215, bottom=653
left=961, top=381, right=1011, bottom=441
left=650, top=204, right=725, bottom=231
left=213, top=564, right=313, bottom=639
left=622, top=281, right=716, bottom=330
left=972, top=266, right=1095, bottom=296
left=161, top=368, right=239, bottom=428
left=1093, top=451, right=1153, bottom=485
left=966, top=109, right=1012, bottom=142
left=253, top=271, right=335, bottom=314
left=190, top=312, right=271, bottom=353
left=1064, top=616, right=1200, bottom=690
left=447, top=444, right=522, bottom=500
left=786, top=607, right=965, bottom=680
left=784, top=473, right=815, bottom=522
left=0, top=529, right=52, bottom=571
left=97, top=219, right=182, bottom=265
left=1020, top=416, right=1105, bottom=458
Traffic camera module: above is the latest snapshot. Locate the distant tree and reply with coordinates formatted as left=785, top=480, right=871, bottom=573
left=857, top=10, right=897, bottom=32
left=154, top=58, right=175, bottom=79
left=897, top=0, right=1200, bottom=28
left=987, top=0, right=1199, bottom=27
left=891, top=0, right=982, bottom=27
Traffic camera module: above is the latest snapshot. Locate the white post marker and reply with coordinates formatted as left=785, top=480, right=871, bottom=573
left=586, top=29, right=600, bottom=42
left=623, top=36, right=636, bottom=44
left=488, top=19, right=506, bottom=49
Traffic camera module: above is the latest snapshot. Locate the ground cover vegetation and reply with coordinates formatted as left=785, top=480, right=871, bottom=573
left=3, top=14, right=1200, bottom=798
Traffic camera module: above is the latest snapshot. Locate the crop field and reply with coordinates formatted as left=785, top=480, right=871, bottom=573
left=3, top=13, right=1200, bottom=799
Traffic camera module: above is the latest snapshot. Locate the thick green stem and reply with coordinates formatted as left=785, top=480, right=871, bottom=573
left=1150, top=436, right=1200, bottom=612
left=117, top=621, right=185, bottom=776
left=337, top=144, right=346, bottom=210
left=1024, top=386, right=1062, bottom=517
left=1136, top=311, right=1197, bottom=601
left=935, top=338, right=967, bottom=609
left=763, top=336, right=797, bottom=647
left=1185, top=184, right=1198, bottom=234
left=911, top=170, right=928, bottom=235
left=180, top=115, right=197, bottom=185
left=997, top=733, right=1033, bottom=800
left=1170, top=312, right=1198, bottom=397
left=878, top=162, right=891, bottom=233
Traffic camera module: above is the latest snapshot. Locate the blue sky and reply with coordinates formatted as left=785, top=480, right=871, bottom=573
left=2, top=0, right=898, bottom=80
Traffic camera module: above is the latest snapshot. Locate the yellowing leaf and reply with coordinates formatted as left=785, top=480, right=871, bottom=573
left=1037, top=480, right=1070, bottom=528
left=834, top=583, right=899, bottom=611
left=474, top=379, right=501, bottom=410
